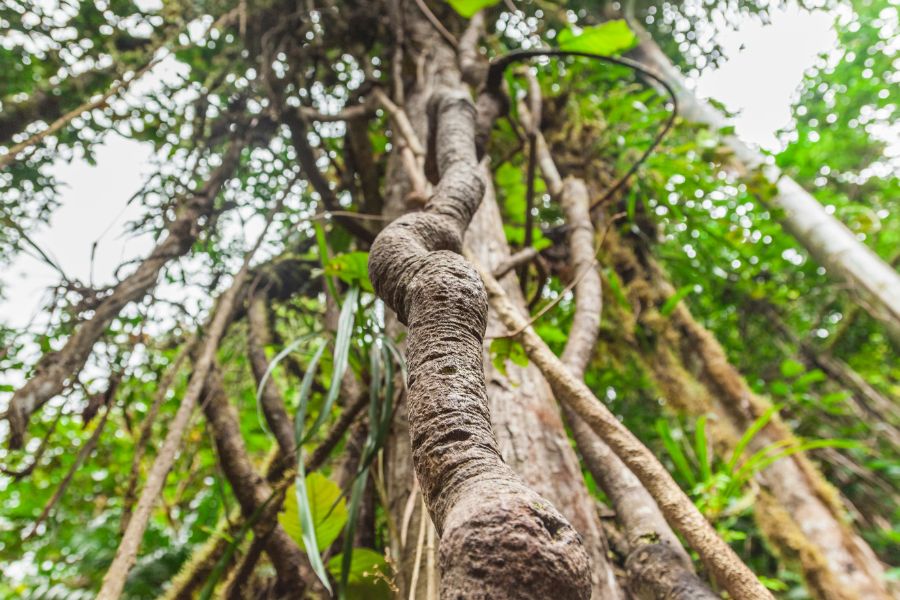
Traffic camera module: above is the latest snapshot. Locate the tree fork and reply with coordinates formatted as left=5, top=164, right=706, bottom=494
left=467, top=169, right=624, bottom=599
left=514, top=88, right=717, bottom=597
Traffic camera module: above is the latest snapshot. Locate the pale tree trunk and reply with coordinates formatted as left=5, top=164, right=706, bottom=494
left=465, top=169, right=624, bottom=600
left=627, top=20, right=900, bottom=341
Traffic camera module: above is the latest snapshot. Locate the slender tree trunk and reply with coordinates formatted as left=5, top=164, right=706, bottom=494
left=200, top=366, right=314, bottom=594
left=626, top=20, right=900, bottom=341
left=465, top=171, right=624, bottom=599
left=516, top=90, right=716, bottom=597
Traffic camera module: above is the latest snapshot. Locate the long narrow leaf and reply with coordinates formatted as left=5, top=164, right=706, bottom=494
left=291, top=339, right=331, bottom=592
left=727, top=404, right=782, bottom=472
left=695, top=415, right=712, bottom=482
left=315, top=220, right=339, bottom=301
left=255, top=332, right=321, bottom=436
left=731, top=438, right=861, bottom=494
left=340, top=466, right=370, bottom=599
left=302, top=285, right=360, bottom=444
left=656, top=419, right=696, bottom=486
left=296, top=462, right=333, bottom=594
left=295, top=340, right=329, bottom=443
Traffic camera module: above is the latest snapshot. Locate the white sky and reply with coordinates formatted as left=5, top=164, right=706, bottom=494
left=692, top=4, right=838, bottom=149
left=0, top=4, right=840, bottom=331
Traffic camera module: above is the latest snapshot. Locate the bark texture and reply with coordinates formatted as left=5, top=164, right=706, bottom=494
left=554, top=179, right=715, bottom=600
left=466, top=171, right=623, bottom=600
left=518, top=91, right=716, bottom=597
left=247, top=293, right=297, bottom=460
left=201, top=366, right=313, bottom=593
left=368, top=30, right=591, bottom=596
left=480, top=268, right=773, bottom=600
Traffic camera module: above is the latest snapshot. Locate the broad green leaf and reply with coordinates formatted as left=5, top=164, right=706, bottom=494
left=329, top=548, right=391, bottom=600
left=446, top=0, right=501, bottom=18
left=490, top=338, right=529, bottom=377
left=557, top=20, right=637, bottom=55
left=326, top=252, right=374, bottom=293
left=779, top=359, right=805, bottom=378
left=280, top=473, right=349, bottom=552
left=535, top=324, right=568, bottom=346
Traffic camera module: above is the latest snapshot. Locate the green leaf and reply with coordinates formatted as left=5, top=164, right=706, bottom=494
left=694, top=415, right=712, bottom=482
left=302, top=286, right=360, bottom=444
left=490, top=338, right=529, bottom=377
left=326, top=252, right=374, bottom=293
left=329, top=548, right=391, bottom=600
left=660, top=285, right=694, bottom=316
left=779, top=359, right=805, bottom=378
left=793, top=368, right=826, bottom=391
left=557, top=20, right=637, bottom=55
left=315, top=221, right=339, bottom=300
left=605, top=268, right=631, bottom=309
left=280, top=473, right=349, bottom=553
left=535, top=324, right=568, bottom=346
left=656, top=419, right=696, bottom=486
left=446, top=0, right=501, bottom=18
left=727, top=404, right=781, bottom=472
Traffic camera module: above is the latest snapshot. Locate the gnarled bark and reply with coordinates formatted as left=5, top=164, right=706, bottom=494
left=466, top=171, right=624, bottom=600
left=479, top=266, right=773, bottom=600
left=368, top=52, right=591, bottom=600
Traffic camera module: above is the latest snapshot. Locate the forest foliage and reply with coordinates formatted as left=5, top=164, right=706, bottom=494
left=0, top=0, right=897, bottom=598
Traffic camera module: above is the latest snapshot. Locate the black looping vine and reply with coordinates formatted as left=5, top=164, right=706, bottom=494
left=485, top=49, right=679, bottom=211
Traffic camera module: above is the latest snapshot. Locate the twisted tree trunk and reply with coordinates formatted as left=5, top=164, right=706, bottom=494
left=368, top=9, right=592, bottom=597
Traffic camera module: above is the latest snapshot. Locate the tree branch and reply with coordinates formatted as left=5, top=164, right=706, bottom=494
left=5, top=129, right=258, bottom=449
left=97, top=191, right=280, bottom=600
left=477, top=264, right=773, bottom=600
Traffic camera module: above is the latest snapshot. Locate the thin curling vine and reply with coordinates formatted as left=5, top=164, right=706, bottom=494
left=483, top=49, right=679, bottom=210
